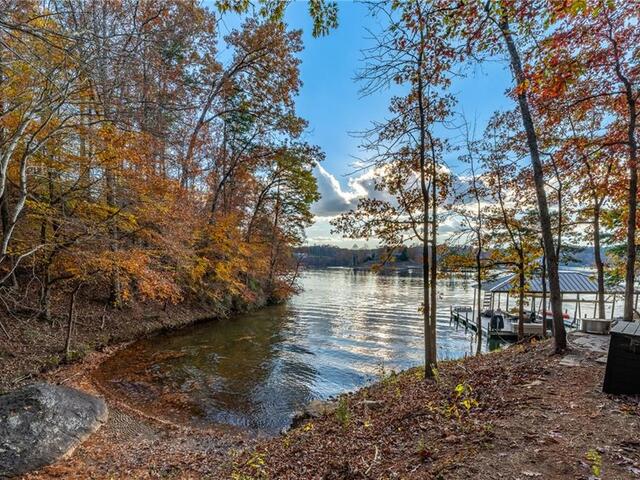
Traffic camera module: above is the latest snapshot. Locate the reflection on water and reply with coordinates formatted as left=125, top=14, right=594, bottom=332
left=97, top=269, right=487, bottom=434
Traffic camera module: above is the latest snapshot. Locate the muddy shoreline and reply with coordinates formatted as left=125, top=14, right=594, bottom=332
left=20, top=336, right=640, bottom=479
left=0, top=296, right=271, bottom=394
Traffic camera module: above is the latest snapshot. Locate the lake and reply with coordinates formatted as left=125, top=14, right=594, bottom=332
left=97, top=269, right=487, bottom=434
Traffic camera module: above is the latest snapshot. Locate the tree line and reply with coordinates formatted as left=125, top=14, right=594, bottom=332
left=333, top=0, right=638, bottom=375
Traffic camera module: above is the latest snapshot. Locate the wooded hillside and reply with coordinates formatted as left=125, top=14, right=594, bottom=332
left=0, top=1, right=322, bottom=339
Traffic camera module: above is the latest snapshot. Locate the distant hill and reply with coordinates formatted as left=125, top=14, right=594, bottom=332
left=560, top=246, right=608, bottom=267
left=295, top=244, right=607, bottom=269
left=295, top=245, right=424, bottom=268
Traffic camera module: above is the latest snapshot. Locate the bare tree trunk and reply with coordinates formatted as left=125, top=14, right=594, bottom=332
left=498, top=17, right=566, bottom=352
left=618, top=69, right=638, bottom=321
left=266, top=184, right=282, bottom=299
left=541, top=250, right=547, bottom=338
left=573, top=120, right=610, bottom=320
left=94, top=3, right=121, bottom=309
left=475, top=241, right=483, bottom=354
left=429, top=137, right=438, bottom=366
left=64, top=283, right=82, bottom=362
left=421, top=216, right=432, bottom=374
left=623, top=156, right=637, bottom=321
left=40, top=265, right=51, bottom=323
left=593, top=203, right=606, bottom=319
left=599, top=13, right=638, bottom=320
left=39, top=168, right=58, bottom=322
left=106, top=170, right=121, bottom=307
left=472, top=162, right=483, bottom=354
left=417, top=41, right=436, bottom=377
left=518, top=257, right=525, bottom=340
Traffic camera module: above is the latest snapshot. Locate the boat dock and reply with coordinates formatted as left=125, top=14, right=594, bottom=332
left=450, top=308, right=520, bottom=341
left=449, top=270, right=632, bottom=345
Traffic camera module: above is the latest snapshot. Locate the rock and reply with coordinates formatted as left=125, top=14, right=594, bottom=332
left=359, top=399, right=384, bottom=410
left=289, top=399, right=339, bottom=429
left=558, top=355, right=582, bottom=367
left=0, top=383, right=108, bottom=478
left=305, top=399, right=339, bottom=417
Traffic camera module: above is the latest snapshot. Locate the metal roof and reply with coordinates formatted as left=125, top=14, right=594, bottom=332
left=481, top=271, right=624, bottom=294
left=612, top=321, right=640, bottom=336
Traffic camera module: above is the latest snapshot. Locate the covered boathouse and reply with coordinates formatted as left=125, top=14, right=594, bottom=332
left=451, top=270, right=628, bottom=343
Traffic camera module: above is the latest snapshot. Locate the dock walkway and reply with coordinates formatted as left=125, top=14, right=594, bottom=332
left=451, top=308, right=578, bottom=343
left=450, top=309, right=519, bottom=341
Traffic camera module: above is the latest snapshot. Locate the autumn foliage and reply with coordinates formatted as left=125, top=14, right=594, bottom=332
left=0, top=1, right=321, bottom=327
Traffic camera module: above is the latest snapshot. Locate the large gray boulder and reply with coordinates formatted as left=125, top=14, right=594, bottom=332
left=0, top=383, right=108, bottom=478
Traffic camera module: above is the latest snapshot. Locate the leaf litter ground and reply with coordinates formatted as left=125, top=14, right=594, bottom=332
left=24, top=336, right=640, bottom=480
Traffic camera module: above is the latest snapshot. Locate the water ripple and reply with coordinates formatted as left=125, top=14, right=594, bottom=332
left=98, top=269, right=482, bottom=434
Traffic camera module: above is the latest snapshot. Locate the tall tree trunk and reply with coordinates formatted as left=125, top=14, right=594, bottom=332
left=105, top=168, right=121, bottom=307
left=430, top=139, right=437, bottom=367
left=518, top=256, right=525, bottom=340
left=417, top=41, right=436, bottom=378
left=605, top=14, right=638, bottom=320
left=472, top=159, right=483, bottom=354
left=95, top=4, right=122, bottom=308
left=618, top=70, right=638, bottom=321
left=40, top=274, right=51, bottom=324
left=475, top=239, right=483, bottom=354
left=593, top=203, right=606, bottom=319
left=498, top=17, right=566, bottom=352
left=266, top=183, right=282, bottom=300
left=39, top=214, right=50, bottom=323
left=541, top=249, right=547, bottom=338
left=623, top=159, right=637, bottom=321
left=64, top=283, right=82, bottom=362
left=421, top=214, right=433, bottom=375
left=39, top=167, right=59, bottom=322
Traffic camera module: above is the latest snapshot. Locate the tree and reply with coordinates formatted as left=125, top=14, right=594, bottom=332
left=481, top=113, right=542, bottom=339
left=447, top=0, right=568, bottom=351
left=446, top=118, right=491, bottom=353
left=0, top=3, right=322, bottom=344
left=0, top=5, right=85, bottom=287
left=541, top=110, right=619, bottom=319
left=532, top=1, right=639, bottom=320
left=333, top=0, right=454, bottom=377
left=215, top=0, right=338, bottom=38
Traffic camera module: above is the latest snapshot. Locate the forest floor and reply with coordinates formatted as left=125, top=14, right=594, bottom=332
left=0, top=296, right=231, bottom=393
left=17, top=332, right=640, bottom=480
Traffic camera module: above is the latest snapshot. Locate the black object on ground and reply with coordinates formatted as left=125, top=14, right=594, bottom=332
left=603, top=321, right=640, bottom=394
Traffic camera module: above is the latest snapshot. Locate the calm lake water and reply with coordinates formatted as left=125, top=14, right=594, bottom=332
left=98, top=269, right=487, bottom=434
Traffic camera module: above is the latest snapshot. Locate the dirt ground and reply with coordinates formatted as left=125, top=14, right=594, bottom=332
left=16, top=331, right=640, bottom=480
left=19, top=345, right=259, bottom=479
left=0, top=296, right=228, bottom=394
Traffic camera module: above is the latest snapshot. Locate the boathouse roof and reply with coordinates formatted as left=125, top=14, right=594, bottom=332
left=481, top=270, right=624, bottom=295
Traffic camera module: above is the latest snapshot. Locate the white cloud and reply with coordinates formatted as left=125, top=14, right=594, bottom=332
left=311, top=165, right=360, bottom=217
left=311, top=164, right=400, bottom=218
left=307, top=164, right=388, bottom=246
left=306, top=164, right=475, bottom=246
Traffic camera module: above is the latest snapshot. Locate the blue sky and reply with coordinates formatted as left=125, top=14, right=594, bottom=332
left=285, top=2, right=512, bottom=176
left=220, top=2, right=518, bottom=246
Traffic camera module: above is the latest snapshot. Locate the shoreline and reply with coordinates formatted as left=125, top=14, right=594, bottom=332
left=20, top=334, right=640, bottom=479
left=0, top=297, right=270, bottom=393
left=4, top=293, right=640, bottom=479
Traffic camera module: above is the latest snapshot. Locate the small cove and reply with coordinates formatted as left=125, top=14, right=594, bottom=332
left=96, top=269, right=489, bottom=434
